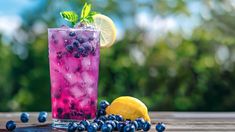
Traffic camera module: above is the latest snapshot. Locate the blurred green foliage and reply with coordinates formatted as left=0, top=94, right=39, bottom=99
left=0, top=0, right=235, bottom=111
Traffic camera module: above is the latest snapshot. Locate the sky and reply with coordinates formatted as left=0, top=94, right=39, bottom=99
left=0, top=0, right=41, bottom=36
left=0, top=0, right=204, bottom=41
left=0, top=0, right=232, bottom=63
left=0, top=0, right=37, bottom=15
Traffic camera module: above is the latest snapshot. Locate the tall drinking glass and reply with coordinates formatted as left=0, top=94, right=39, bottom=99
left=48, top=27, right=100, bottom=128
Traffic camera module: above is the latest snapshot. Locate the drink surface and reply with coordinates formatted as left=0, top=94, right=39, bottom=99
left=48, top=27, right=100, bottom=120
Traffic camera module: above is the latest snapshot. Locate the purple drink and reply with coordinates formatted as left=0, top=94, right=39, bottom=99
left=48, top=27, right=100, bottom=128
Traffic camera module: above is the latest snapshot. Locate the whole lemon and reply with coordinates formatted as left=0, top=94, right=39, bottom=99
left=106, top=96, right=150, bottom=121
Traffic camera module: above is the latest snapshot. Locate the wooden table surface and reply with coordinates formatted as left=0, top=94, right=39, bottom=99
left=1, top=112, right=235, bottom=132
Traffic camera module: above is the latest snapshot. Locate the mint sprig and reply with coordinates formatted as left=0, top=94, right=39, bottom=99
left=81, top=3, right=91, bottom=19
left=60, top=11, right=79, bottom=26
left=80, top=3, right=97, bottom=23
left=60, top=3, right=97, bottom=27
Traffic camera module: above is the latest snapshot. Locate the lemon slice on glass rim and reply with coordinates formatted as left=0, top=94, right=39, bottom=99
left=93, top=14, right=117, bottom=48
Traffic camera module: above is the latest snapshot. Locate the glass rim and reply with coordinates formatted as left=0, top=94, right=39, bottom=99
left=48, top=28, right=100, bottom=32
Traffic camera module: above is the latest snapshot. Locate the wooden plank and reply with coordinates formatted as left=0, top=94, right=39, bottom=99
left=150, top=112, right=235, bottom=132
left=149, top=112, right=235, bottom=119
left=0, top=112, right=235, bottom=131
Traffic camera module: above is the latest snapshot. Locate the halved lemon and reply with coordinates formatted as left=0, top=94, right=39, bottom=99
left=93, top=14, right=117, bottom=48
left=106, top=96, right=151, bottom=121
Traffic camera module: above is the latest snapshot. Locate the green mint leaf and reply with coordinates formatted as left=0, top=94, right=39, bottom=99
left=89, top=11, right=97, bottom=16
left=86, top=16, right=94, bottom=23
left=60, top=11, right=79, bottom=26
left=81, top=3, right=91, bottom=19
left=79, top=3, right=99, bottom=24
left=80, top=18, right=90, bottom=23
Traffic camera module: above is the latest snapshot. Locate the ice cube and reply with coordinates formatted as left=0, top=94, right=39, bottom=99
left=64, top=57, right=80, bottom=72
left=64, top=73, right=77, bottom=85
left=86, top=87, right=95, bottom=96
left=81, top=58, right=91, bottom=70
left=50, top=61, right=66, bottom=79
left=70, top=86, right=86, bottom=98
left=82, top=72, right=94, bottom=86
left=79, top=97, right=90, bottom=107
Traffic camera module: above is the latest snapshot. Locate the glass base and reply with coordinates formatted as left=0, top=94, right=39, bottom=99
left=52, top=118, right=94, bottom=129
left=52, top=119, right=80, bottom=129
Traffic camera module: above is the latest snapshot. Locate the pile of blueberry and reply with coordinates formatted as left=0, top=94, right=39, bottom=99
left=5, top=111, right=48, bottom=131
left=5, top=100, right=166, bottom=132
left=62, top=31, right=96, bottom=59
left=67, top=100, right=166, bottom=132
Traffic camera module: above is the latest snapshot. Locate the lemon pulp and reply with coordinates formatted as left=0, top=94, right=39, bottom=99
left=93, top=14, right=116, bottom=48
left=106, top=96, right=150, bottom=121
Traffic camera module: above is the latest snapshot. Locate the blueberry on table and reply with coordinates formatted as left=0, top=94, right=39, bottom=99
left=77, top=123, right=86, bottom=132
left=117, top=122, right=126, bottom=132
left=107, top=114, right=116, bottom=120
left=101, top=123, right=112, bottom=132
left=98, top=115, right=107, bottom=122
left=155, top=122, right=166, bottom=132
left=38, top=115, right=47, bottom=123
left=39, top=111, right=47, bottom=116
left=95, top=120, right=104, bottom=130
left=99, top=100, right=110, bottom=110
left=93, top=118, right=99, bottom=123
left=112, top=120, right=119, bottom=130
left=87, top=123, right=98, bottom=132
left=20, top=112, right=29, bottom=123
left=6, top=120, right=16, bottom=131
left=38, top=111, right=47, bottom=123
left=130, top=121, right=138, bottom=130
left=69, top=31, right=76, bottom=37
left=123, top=124, right=135, bottom=132
left=67, top=122, right=78, bottom=132
left=125, top=119, right=132, bottom=125
left=105, top=120, right=116, bottom=129
left=142, top=121, right=151, bottom=131
left=115, top=115, right=123, bottom=121
left=80, top=120, right=90, bottom=129
left=135, top=117, right=145, bottom=129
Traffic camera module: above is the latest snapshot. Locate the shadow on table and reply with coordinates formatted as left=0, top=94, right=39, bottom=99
left=1, top=124, right=67, bottom=132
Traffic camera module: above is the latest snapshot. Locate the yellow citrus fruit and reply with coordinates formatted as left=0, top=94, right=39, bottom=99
left=106, top=96, right=150, bottom=121
left=93, top=14, right=117, bottom=48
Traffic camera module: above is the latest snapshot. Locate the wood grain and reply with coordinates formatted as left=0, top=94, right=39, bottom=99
left=0, top=112, right=235, bottom=132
